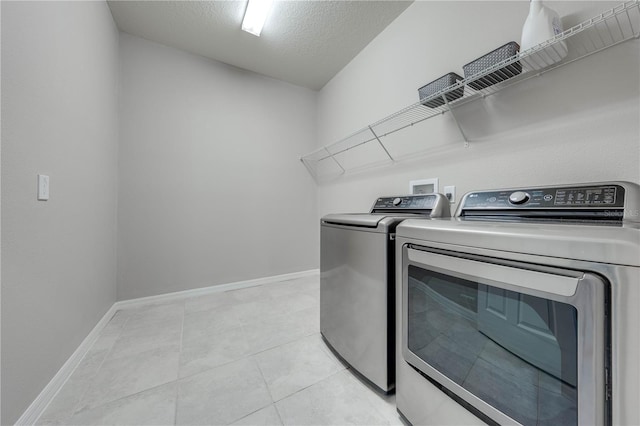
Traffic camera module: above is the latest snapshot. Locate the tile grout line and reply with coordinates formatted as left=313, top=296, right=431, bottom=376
left=273, top=368, right=346, bottom=404
left=30, top=277, right=321, bottom=425
left=272, top=402, right=286, bottom=426
left=68, top=308, right=181, bottom=422
left=65, top=313, right=132, bottom=420
left=174, top=330, right=324, bottom=385
left=30, top=309, right=124, bottom=424
left=69, top=380, right=180, bottom=419
left=227, top=356, right=275, bottom=425
left=252, top=354, right=276, bottom=404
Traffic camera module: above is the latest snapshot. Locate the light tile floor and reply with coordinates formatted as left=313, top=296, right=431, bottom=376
left=37, top=275, right=401, bottom=425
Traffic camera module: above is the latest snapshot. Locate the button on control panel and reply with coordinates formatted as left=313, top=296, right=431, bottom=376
left=508, top=191, right=530, bottom=205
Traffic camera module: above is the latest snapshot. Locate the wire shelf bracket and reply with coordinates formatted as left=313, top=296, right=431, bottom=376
left=442, top=94, right=470, bottom=148
left=369, top=125, right=395, bottom=161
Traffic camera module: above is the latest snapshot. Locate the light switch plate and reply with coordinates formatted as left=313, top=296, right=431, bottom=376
left=38, top=174, right=49, bottom=201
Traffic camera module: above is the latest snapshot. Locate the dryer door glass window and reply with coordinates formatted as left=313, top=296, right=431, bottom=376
left=407, top=265, right=578, bottom=426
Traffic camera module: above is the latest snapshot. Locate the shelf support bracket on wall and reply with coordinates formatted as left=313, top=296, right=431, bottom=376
left=368, top=126, right=394, bottom=161
left=442, top=95, right=470, bottom=148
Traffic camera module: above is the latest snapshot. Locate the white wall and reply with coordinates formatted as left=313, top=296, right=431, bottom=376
left=1, top=2, right=119, bottom=424
left=317, top=1, right=640, bottom=216
left=117, top=34, right=318, bottom=300
left=1, top=1, right=3, bottom=421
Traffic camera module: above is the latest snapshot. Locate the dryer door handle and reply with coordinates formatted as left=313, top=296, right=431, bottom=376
left=406, top=247, right=580, bottom=297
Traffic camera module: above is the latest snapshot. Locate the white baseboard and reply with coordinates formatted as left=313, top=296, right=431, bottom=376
left=16, top=304, right=119, bottom=426
left=114, top=269, right=319, bottom=311
left=19, top=268, right=319, bottom=425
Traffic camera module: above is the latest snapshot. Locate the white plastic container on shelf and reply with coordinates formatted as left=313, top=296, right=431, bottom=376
left=520, top=0, right=567, bottom=70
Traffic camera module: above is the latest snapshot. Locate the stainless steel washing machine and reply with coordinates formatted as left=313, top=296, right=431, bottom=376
left=395, top=182, right=640, bottom=426
left=320, top=193, right=450, bottom=393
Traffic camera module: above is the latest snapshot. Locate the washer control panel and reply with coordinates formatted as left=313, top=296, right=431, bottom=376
left=461, top=184, right=625, bottom=210
left=372, top=194, right=437, bottom=211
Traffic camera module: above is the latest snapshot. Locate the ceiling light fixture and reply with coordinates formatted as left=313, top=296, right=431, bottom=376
left=241, top=0, right=274, bottom=37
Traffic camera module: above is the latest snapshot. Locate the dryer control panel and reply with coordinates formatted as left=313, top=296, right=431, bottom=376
left=458, top=183, right=631, bottom=222
left=462, top=185, right=624, bottom=209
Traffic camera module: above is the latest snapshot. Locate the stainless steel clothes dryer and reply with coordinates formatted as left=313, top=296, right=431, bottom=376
left=321, top=194, right=450, bottom=393
left=395, top=182, right=640, bottom=426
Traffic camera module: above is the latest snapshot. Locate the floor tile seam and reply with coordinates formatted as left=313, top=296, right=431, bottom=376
left=73, top=379, right=181, bottom=419
left=69, top=315, right=132, bottom=418
left=181, top=323, right=246, bottom=344
left=121, top=316, right=185, bottom=335
left=176, top=350, right=256, bottom=381
left=235, top=321, right=285, bottom=355
left=248, top=355, right=277, bottom=416
left=80, top=374, right=179, bottom=414
left=252, top=353, right=276, bottom=400
left=119, top=312, right=184, bottom=328
left=175, top=302, right=186, bottom=426
left=224, top=403, right=277, bottom=426
left=236, top=312, right=289, bottom=329
left=291, top=316, right=321, bottom=338
left=247, top=333, right=310, bottom=356
left=112, top=330, right=184, bottom=349
left=300, top=329, right=321, bottom=341
left=270, top=368, right=346, bottom=405
left=183, top=302, right=237, bottom=316
left=272, top=402, right=286, bottom=426
left=100, top=340, right=183, bottom=365
left=191, top=356, right=274, bottom=426
left=176, top=318, right=253, bottom=378
left=76, top=313, right=182, bottom=413
left=279, top=305, right=320, bottom=318
left=43, top=348, right=108, bottom=422
left=116, top=317, right=184, bottom=333
left=251, top=332, right=320, bottom=361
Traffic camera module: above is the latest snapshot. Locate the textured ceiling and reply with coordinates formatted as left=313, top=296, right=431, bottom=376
left=107, top=1, right=412, bottom=90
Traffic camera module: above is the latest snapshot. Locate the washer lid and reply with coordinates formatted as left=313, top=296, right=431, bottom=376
left=321, top=213, right=387, bottom=228
left=397, top=218, right=640, bottom=266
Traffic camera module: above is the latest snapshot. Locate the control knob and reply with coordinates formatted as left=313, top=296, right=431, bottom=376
left=393, top=197, right=402, bottom=206
left=509, top=191, right=530, bottom=205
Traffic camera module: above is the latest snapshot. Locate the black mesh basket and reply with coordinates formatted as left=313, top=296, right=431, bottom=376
left=463, top=42, right=522, bottom=90
left=418, top=72, right=464, bottom=108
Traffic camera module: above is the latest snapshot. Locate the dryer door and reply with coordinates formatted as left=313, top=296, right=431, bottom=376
left=402, top=245, right=609, bottom=426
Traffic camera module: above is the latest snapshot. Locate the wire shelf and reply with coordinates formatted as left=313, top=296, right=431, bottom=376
left=301, top=1, right=640, bottom=180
